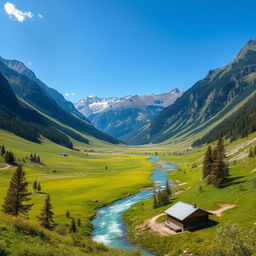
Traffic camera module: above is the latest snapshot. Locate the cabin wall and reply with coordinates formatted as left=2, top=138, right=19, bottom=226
left=166, top=215, right=184, bottom=229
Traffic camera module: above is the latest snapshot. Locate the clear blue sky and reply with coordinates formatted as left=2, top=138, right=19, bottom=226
left=0, top=0, right=256, bottom=102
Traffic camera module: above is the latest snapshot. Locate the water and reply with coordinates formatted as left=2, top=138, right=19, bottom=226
left=92, top=155, right=177, bottom=255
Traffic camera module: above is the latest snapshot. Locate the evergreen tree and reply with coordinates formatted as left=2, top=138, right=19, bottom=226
left=1, top=145, right=5, bottom=156
left=37, top=182, right=41, bottom=192
left=249, top=148, right=254, bottom=157
left=37, top=156, right=41, bottom=164
left=37, top=194, right=54, bottom=230
left=77, top=218, right=81, bottom=227
left=69, top=218, right=77, bottom=233
left=211, top=145, right=229, bottom=188
left=157, top=190, right=170, bottom=206
left=105, top=165, right=108, bottom=170
left=153, top=193, right=159, bottom=208
left=203, top=146, right=213, bottom=179
left=2, top=166, right=33, bottom=216
left=33, top=180, right=37, bottom=192
left=5, top=151, right=15, bottom=164
left=66, top=210, right=70, bottom=218
left=165, top=180, right=171, bottom=196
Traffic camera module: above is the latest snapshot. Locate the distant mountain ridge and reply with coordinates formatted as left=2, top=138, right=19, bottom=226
left=131, top=39, right=256, bottom=145
left=76, top=89, right=183, bottom=142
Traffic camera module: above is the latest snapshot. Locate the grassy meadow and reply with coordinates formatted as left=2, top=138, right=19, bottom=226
left=0, top=130, right=154, bottom=236
left=123, top=135, right=256, bottom=256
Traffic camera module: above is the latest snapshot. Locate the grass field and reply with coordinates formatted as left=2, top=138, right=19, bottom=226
left=0, top=130, right=154, bottom=237
left=123, top=135, right=256, bottom=256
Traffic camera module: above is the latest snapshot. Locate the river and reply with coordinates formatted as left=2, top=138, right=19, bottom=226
left=91, top=155, right=176, bottom=255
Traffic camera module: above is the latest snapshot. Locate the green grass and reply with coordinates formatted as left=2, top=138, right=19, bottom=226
left=123, top=136, right=256, bottom=256
left=0, top=130, right=153, bottom=236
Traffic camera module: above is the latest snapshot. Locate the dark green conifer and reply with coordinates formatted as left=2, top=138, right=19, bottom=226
left=37, top=194, right=54, bottom=230
left=165, top=180, right=171, bottom=196
left=69, top=218, right=77, bottom=233
left=77, top=218, right=81, bottom=227
left=37, top=182, right=41, bottom=192
left=66, top=210, right=70, bottom=218
left=153, top=193, right=159, bottom=209
left=2, top=166, right=33, bottom=216
left=203, top=146, right=213, bottom=179
left=33, top=180, right=37, bottom=192
left=1, top=145, right=5, bottom=156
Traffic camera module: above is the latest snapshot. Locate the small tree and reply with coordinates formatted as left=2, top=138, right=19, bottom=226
left=37, top=182, right=41, bottom=192
left=2, top=166, right=33, bottom=216
left=203, top=146, right=213, bottom=179
left=69, top=218, right=77, bottom=233
left=1, top=145, right=5, bottom=156
left=153, top=193, right=159, bottom=209
left=105, top=165, right=108, bottom=170
left=37, top=156, right=41, bottom=164
left=37, top=194, right=54, bottom=230
left=77, top=218, right=81, bottom=227
left=165, top=180, right=171, bottom=196
left=249, top=148, right=254, bottom=157
left=5, top=151, right=15, bottom=165
left=66, top=210, right=70, bottom=218
left=33, top=180, right=37, bottom=192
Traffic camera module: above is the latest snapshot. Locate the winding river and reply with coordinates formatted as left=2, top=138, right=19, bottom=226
left=92, top=155, right=176, bottom=255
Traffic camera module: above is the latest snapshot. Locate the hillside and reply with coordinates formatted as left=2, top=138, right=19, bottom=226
left=0, top=58, right=120, bottom=145
left=76, top=89, right=183, bottom=142
left=132, top=39, right=256, bottom=145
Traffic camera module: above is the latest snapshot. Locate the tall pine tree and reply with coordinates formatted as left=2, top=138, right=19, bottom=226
left=2, top=166, right=33, bottom=216
left=69, top=218, right=77, bottom=233
left=37, top=194, right=54, bottom=230
left=202, top=146, right=213, bottom=179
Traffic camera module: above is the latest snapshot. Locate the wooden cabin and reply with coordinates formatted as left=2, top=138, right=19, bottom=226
left=164, top=201, right=212, bottom=232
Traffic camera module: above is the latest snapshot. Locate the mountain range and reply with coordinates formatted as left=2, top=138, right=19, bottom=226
left=130, top=39, right=256, bottom=145
left=76, top=89, right=183, bottom=142
left=0, top=57, right=120, bottom=147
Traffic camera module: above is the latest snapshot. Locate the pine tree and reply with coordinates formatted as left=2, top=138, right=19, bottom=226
left=249, top=148, right=254, bottom=157
left=165, top=180, right=171, bottom=196
left=203, top=146, right=213, bottom=179
left=2, top=166, right=33, bottom=216
left=153, top=193, right=159, bottom=208
left=1, top=145, right=5, bottom=156
left=5, top=151, right=15, bottom=164
left=37, top=182, right=41, bottom=192
left=105, top=165, right=108, bottom=170
left=37, top=156, right=41, bottom=164
left=33, top=180, right=37, bottom=192
left=66, top=210, right=70, bottom=218
left=77, top=218, right=81, bottom=227
left=37, top=194, right=54, bottom=230
left=211, top=146, right=229, bottom=188
left=69, top=218, right=77, bottom=233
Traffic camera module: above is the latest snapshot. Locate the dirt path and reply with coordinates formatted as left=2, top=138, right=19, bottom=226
left=137, top=213, right=176, bottom=236
left=0, top=164, right=13, bottom=170
left=208, top=203, right=236, bottom=217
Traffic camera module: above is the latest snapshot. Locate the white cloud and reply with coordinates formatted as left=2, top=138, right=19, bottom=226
left=38, top=13, right=43, bottom=18
left=64, top=92, right=75, bottom=97
left=4, top=2, right=33, bottom=22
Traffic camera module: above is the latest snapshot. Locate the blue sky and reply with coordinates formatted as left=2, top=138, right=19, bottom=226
left=0, top=0, right=256, bottom=102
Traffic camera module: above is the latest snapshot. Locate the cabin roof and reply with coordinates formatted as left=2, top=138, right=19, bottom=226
left=164, top=201, right=205, bottom=221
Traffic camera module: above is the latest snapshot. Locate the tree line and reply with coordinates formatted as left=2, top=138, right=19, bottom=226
left=1, top=166, right=81, bottom=233
left=202, top=138, right=229, bottom=188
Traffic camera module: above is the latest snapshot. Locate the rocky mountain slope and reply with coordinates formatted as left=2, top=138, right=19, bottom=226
left=76, top=89, right=183, bottom=142
left=131, top=39, right=256, bottom=145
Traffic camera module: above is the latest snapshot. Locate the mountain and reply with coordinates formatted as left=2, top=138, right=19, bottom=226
left=132, top=39, right=256, bottom=145
left=76, top=89, right=183, bottom=142
left=0, top=57, right=88, bottom=123
left=0, top=72, right=74, bottom=148
left=0, top=58, right=120, bottom=145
